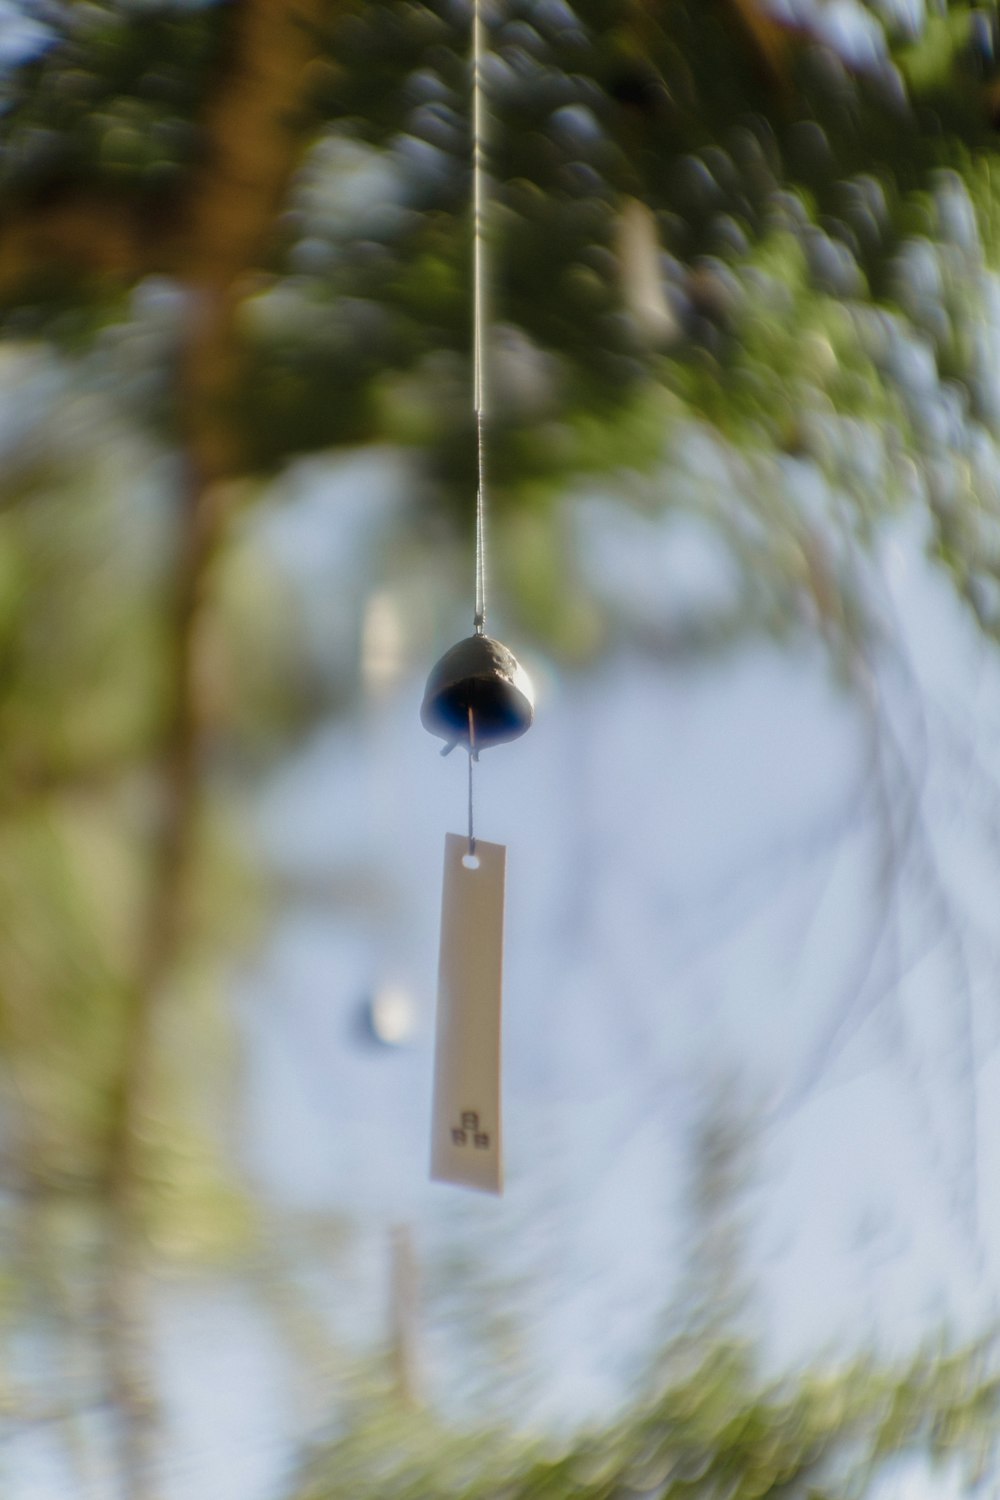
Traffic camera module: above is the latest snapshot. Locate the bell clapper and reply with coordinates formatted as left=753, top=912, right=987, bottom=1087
left=467, top=705, right=477, bottom=859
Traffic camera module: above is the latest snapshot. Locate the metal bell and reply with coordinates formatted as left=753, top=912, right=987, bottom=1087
left=421, top=633, right=534, bottom=753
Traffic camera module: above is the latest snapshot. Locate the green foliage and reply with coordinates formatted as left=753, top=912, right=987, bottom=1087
left=0, top=2, right=222, bottom=204
left=289, top=1103, right=1000, bottom=1500
left=235, top=0, right=1000, bottom=646
left=0, top=359, right=292, bottom=1251
left=290, top=1335, right=1000, bottom=1499
left=7, top=1, right=1000, bottom=647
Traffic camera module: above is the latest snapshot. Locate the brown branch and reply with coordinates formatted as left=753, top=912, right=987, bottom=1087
left=389, top=1224, right=423, bottom=1411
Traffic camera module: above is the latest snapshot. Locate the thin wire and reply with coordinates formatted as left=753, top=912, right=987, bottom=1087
left=472, top=0, right=487, bottom=635
left=467, top=0, right=488, bottom=853
left=467, top=706, right=477, bottom=856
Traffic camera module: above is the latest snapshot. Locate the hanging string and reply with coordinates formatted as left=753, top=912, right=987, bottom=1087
left=467, top=0, right=490, bottom=851
left=472, top=0, right=488, bottom=636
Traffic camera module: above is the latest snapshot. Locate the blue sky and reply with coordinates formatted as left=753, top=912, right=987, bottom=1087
left=110, top=439, right=1000, bottom=1499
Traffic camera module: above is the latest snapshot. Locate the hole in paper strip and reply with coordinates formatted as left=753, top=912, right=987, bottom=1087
left=462, top=853, right=480, bottom=869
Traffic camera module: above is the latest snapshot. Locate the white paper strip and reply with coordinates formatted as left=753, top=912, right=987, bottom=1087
left=430, top=833, right=505, bottom=1194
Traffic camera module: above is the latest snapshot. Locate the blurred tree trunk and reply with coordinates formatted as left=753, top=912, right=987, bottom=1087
left=100, top=4, right=332, bottom=1496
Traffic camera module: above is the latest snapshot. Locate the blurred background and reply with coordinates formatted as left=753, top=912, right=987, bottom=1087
left=2, top=0, right=1000, bottom=1496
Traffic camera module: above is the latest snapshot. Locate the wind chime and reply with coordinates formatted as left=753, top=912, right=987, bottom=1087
left=421, top=0, right=534, bottom=1195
